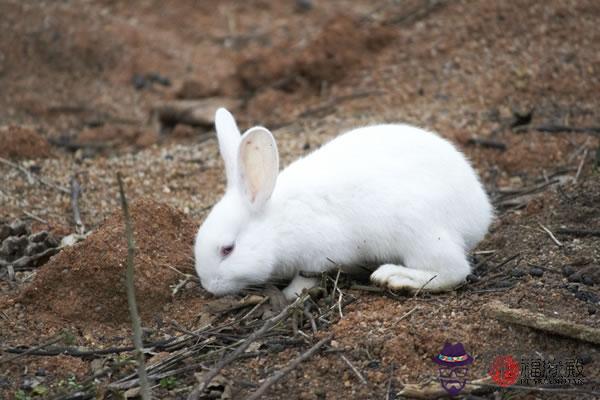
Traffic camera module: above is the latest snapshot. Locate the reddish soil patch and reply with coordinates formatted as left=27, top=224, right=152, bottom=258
left=74, top=125, right=160, bottom=152
left=238, top=15, right=394, bottom=92
left=18, top=199, right=196, bottom=325
left=0, top=125, right=52, bottom=160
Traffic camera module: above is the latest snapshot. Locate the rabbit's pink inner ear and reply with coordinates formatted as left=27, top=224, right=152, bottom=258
left=215, top=108, right=241, bottom=186
left=238, top=127, right=279, bottom=210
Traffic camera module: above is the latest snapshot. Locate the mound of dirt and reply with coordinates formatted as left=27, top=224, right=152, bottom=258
left=238, top=15, right=394, bottom=92
left=0, top=125, right=52, bottom=160
left=19, top=199, right=197, bottom=325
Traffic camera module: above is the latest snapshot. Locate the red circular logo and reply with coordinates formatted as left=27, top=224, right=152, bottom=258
left=488, top=355, right=520, bottom=387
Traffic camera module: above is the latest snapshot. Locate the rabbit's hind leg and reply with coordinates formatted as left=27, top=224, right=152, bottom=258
left=370, top=241, right=470, bottom=292
left=370, top=264, right=438, bottom=291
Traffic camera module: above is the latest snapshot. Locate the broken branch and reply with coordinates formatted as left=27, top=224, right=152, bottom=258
left=555, top=228, right=600, bottom=238
left=188, top=293, right=311, bottom=399
left=117, top=173, right=151, bottom=400
left=485, top=300, right=600, bottom=344
left=70, top=175, right=85, bottom=234
left=247, top=334, right=333, bottom=400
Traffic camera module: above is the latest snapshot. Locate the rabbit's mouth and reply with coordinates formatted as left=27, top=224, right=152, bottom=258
left=200, top=277, right=239, bottom=297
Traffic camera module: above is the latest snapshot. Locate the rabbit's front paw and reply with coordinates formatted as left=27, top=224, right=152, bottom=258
left=282, top=273, right=319, bottom=300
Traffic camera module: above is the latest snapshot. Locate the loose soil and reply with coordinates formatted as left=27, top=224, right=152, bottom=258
left=1, top=0, right=599, bottom=399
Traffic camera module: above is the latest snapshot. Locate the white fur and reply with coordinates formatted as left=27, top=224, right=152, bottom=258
left=195, top=108, right=493, bottom=299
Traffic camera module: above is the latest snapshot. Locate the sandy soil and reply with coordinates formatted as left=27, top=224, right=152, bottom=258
left=1, top=0, right=599, bottom=399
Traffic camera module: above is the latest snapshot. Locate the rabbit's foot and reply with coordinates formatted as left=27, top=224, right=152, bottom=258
left=282, top=273, right=319, bottom=300
left=370, top=264, right=440, bottom=291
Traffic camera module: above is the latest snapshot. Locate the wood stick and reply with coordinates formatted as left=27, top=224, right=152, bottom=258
left=484, top=300, right=600, bottom=344
left=0, top=335, right=63, bottom=364
left=187, top=294, right=310, bottom=399
left=152, top=98, right=239, bottom=131
left=246, top=334, right=333, bottom=400
left=387, top=306, right=420, bottom=330
left=538, top=223, right=563, bottom=247
left=413, top=274, right=438, bottom=298
left=574, top=148, right=588, bottom=182
left=117, top=173, right=151, bottom=400
left=555, top=228, right=600, bottom=238
left=0, top=156, right=69, bottom=194
left=339, top=354, right=367, bottom=385
left=466, top=137, right=507, bottom=150
left=0, top=156, right=35, bottom=183
left=474, top=381, right=600, bottom=396
left=398, top=377, right=492, bottom=399
left=385, top=363, right=395, bottom=400
left=70, top=175, right=85, bottom=234
left=529, top=125, right=600, bottom=135
left=23, top=210, right=48, bottom=224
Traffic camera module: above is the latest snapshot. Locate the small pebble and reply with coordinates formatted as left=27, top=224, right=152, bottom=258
left=20, top=376, right=43, bottom=390
left=185, top=281, right=197, bottom=289
left=146, top=72, right=171, bottom=86
left=132, top=73, right=146, bottom=90
left=9, top=220, right=28, bottom=236
left=268, top=344, right=285, bottom=353
left=296, top=0, right=313, bottom=12
left=565, top=283, right=579, bottom=293
left=562, top=265, right=575, bottom=277
left=0, top=224, right=11, bottom=241
left=25, top=242, right=48, bottom=256
left=29, top=231, right=49, bottom=243
left=511, top=269, right=526, bottom=278
left=582, top=275, right=594, bottom=286
left=575, top=290, right=600, bottom=304
left=578, top=353, right=593, bottom=365
left=495, top=280, right=514, bottom=288
left=45, top=234, right=59, bottom=248
left=0, top=235, right=28, bottom=256
left=529, top=267, right=544, bottom=277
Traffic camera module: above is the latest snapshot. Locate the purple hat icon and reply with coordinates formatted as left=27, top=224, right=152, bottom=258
left=432, top=342, right=474, bottom=367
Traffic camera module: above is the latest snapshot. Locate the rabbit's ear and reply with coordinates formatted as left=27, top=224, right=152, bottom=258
left=215, top=108, right=241, bottom=187
left=237, top=127, right=279, bottom=211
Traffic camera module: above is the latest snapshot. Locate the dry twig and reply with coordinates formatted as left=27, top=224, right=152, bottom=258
left=574, top=148, right=588, bottom=182
left=398, top=377, right=492, bottom=399
left=413, top=274, right=438, bottom=298
left=485, top=300, right=600, bottom=344
left=555, top=228, right=600, bottom=238
left=70, top=175, right=85, bottom=234
left=117, top=173, right=151, bottom=400
left=246, top=334, right=333, bottom=400
left=515, top=125, right=600, bottom=135
left=23, top=210, right=48, bottom=224
left=0, top=156, right=69, bottom=193
left=0, top=334, right=63, bottom=364
left=188, top=294, right=310, bottom=399
left=385, top=363, right=395, bottom=400
left=339, top=354, right=367, bottom=385
left=538, top=223, right=563, bottom=247
left=466, top=137, right=507, bottom=150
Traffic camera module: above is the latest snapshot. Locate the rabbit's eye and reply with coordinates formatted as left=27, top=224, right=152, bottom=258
left=220, top=244, right=235, bottom=257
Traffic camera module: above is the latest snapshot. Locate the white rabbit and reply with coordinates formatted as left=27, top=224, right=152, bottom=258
left=194, top=108, right=493, bottom=299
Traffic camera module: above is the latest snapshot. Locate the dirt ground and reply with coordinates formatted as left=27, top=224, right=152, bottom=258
left=1, top=0, right=600, bottom=399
